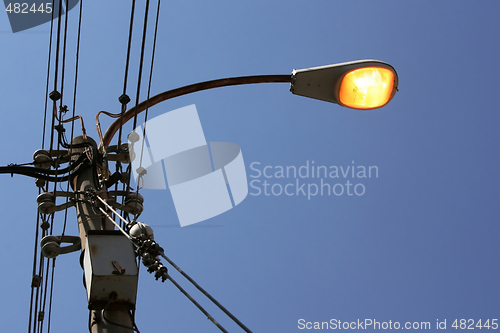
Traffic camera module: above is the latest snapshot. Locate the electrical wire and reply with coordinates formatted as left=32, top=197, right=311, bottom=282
left=41, top=0, right=56, bottom=151
left=58, top=0, right=70, bottom=106
left=130, top=310, right=141, bottom=333
left=45, top=11, right=64, bottom=333
left=70, top=0, right=83, bottom=145
left=31, top=3, right=62, bottom=329
left=113, top=0, right=144, bottom=227
left=28, top=211, right=42, bottom=333
left=0, top=153, right=89, bottom=183
left=8, top=151, right=88, bottom=174
left=95, top=195, right=253, bottom=332
left=35, top=239, right=46, bottom=333
left=31, top=0, right=255, bottom=331
left=46, top=260, right=56, bottom=333
left=57, top=126, right=100, bottom=188
left=117, top=0, right=136, bottom=150
left=49, top=0, right=64, bottom=153
left=160, top=252, right=253, bottom=333
left=101, top=293, right=140, bottom=332
left=52, top=102, right=87, bottom=139
left=94, top=203, right=230, bottom=333
left=167, top=274, right=229, bottom=333
left=102, top=310, right=140, bottom=333
left=40, top=201, right=56, bottom=333
left=31, top=0, right=84, bottom=331
left=61, top=0, right=84, bottom=238
left=131, top=0, right=150, bottom=131
left=39, top=258, right=55, bottom=333
left=95, top=111, right=121, bottom=148
left=137, top=0, right=161, bottom=181
left=52, top=0, right=63, bottom=93
left=44, top=1, right=73, bottom=326
left=31, top=214, right=51, bottom=333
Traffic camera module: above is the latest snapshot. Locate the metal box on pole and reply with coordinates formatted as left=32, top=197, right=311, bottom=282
left=83, top=230, right=139, bottom=310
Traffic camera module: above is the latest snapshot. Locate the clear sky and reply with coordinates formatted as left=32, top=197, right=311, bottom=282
left=1, top=1, right=499, bottom=332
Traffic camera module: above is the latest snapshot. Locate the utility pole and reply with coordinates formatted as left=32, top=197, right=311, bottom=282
left=70, top=135, right=137, bottom=333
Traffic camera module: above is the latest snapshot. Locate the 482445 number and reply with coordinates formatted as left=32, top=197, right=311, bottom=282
left=5, top=3, right=52, bottom=14
left=452, top=319, right=498, bottom=330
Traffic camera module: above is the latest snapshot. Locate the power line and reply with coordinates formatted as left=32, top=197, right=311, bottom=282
left=49, top=0, right=65, bottom=153
left=61, top=0, right=84, bottom=238
left=138, top=0, right=161, bottom=178
left=27, top=1, right=255, bottom=331
left=46, top=259, right=56, bottom=333
left=58, top=0, right=70, bottom=106
left=117, top=0, right=136, bottom=150
left=41, top=0, right=56, bottom=150
left=94, top=194, right=253, bottom=332
left=167, top=274, right=229, bottom=333
left=131, top=0, right=150, bottom=131
left=28, top=212, right=42, bottom=333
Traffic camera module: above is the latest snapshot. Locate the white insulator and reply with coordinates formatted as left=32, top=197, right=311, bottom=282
left=130, top=222, right=154, bottom=240
left=128, top=150, right=136, bottom=163
left=127, top=131, right=140, bottom=143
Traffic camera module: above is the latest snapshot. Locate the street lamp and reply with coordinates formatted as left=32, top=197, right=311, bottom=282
left=291, top=59, right=399, bottom=110
left=6, top=58, right=399, bottom=333
left=101, top=59, right=398, bottom=148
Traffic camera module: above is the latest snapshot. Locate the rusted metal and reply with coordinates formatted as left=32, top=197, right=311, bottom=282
left=83, top=231, right=138, bottom=310
left=101, top=74, right=292, bottom=148
left=112, top=261, right=126, bottom=275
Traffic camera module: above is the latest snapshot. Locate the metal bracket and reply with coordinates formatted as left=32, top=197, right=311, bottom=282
left=111, top=261, right=126, bottom=275
left=105, top=144, right=131, bottom=163
left=40, top=235, right=81, bottom=258
left=37, top=191, right=77, bottom=214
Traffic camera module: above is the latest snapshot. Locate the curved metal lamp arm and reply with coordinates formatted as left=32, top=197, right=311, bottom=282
left=101, top=74, right=292, bottom=148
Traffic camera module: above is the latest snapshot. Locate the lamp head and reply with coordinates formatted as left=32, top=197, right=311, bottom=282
left=291, top=60, right=398, bottom=110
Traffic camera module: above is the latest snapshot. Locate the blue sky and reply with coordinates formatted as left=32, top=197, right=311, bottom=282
left=1, top=1, right=499, bottom=332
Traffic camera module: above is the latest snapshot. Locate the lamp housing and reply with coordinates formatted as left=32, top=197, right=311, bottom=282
left=290, top=60, right=398, bottom=110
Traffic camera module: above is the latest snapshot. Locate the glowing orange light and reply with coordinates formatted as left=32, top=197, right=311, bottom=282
left=339, top=67, right=395, bottom=109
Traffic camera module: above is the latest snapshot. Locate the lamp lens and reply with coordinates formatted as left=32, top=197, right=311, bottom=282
left=339, top=67, right=395, bottom=109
